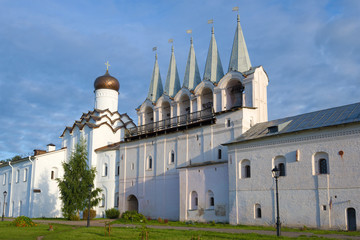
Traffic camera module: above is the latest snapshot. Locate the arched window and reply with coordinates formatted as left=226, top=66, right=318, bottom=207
left=114, top=192, right=119, bottom=207
left=319, top=159, right=328, bottom=174
left=101, top=194, right=105, bottom=207
left=206, top=190, right=214, bottom=209
left=240, top=160, right=251, bottom=179
left=218, top=149, right=222, bottom=160
left=16, top=170, right=20, bottom=183
left=160, top=101, right=171, bottom=129
left=189, top=191, right=198, bottom=210
left=103, top=164, right=108, bottom=177
left=199, top=87, right=213, bottom=115
left=23, top=169, right=28, bottom=182
left=273, top=156, right=286, bottom=177
left=254, top=204, right=262, bottom=219
left=115, top=162, right=120, bottom=176
left=169, top=151, right=175, bottom=164
left=3, top=173, right=6, bottom=185
left=313, top=152, right=329, bottom=175
left=147, top=156, right=153, bottom=170
left=144, top=106, right=154, bottom=132
left=179, top=94, right=190, bottom=124
left=51, top=167, right=58, bottom=180
left=225, top=79, right=244, bottom=110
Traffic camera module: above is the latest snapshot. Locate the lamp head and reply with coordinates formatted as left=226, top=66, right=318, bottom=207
left=3, top=191, right=7, bottom=197
left=272, top=166, right=280, bottom=178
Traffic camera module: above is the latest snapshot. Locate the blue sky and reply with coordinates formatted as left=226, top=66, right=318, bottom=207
left=0, top=0, right=359, bottom=159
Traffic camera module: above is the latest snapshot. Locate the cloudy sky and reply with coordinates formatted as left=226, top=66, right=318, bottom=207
left=0, top=0, right=359, bottom=159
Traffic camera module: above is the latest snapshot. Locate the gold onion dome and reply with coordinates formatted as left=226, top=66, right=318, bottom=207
left=94, top=70, right=120, bottom=92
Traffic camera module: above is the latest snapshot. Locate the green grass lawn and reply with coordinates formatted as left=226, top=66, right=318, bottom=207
left=0, top=221, right=337, bottom=240
left=110, top=218, right=360, bottom=237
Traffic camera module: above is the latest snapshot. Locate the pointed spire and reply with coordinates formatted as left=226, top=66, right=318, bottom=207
left=164, top=46, right=181, bottom=97
left=183, top=37, right=201, bottom=90
left=228, top=14, right=251, bottom=73
left=147, top=53, right=163, bottom=102
left=203, top=27, right=224, bottom=83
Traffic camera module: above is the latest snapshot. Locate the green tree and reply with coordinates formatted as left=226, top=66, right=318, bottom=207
left=57, top=138, right=102, bottom=219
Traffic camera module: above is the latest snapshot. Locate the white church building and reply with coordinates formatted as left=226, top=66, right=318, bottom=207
left=0, top=15, right=358, bottom=231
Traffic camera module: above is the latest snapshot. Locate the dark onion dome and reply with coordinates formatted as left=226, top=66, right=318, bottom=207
left=94, top=70, right=120, bottom=92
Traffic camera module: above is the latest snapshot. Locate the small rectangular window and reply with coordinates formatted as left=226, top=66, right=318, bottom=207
left=226, top=119, right=231, bottom=128
left=51, top=171, right=55, bottom=180
left=210, top=197, right=214, bottom=206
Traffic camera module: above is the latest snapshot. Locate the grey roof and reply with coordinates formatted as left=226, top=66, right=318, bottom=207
left=203, top=27, right=224, bottom=83
left=225, top=102, right=360, bottom=145
left=183, top=38, right=201, bottom=90
left=147, top=54, right=163, bottom=102
left=228, top=15, right=251, bottom=73
left=164, top=46, right=181, bottom=98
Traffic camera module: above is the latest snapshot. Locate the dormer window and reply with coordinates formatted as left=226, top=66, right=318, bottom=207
left=268, top=126, right=278, bottom=133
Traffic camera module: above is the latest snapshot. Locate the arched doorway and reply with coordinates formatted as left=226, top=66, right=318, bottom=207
left=347, top=208, right=357, bottom=231
left=127, top=195, right=139, bottom=212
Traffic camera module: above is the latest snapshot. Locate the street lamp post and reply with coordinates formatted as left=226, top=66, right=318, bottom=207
left=2, top=191, right=7, bottom=222
left=87, top=184, right=92, bottom=227
left=272, top=166, right=281, bottom=237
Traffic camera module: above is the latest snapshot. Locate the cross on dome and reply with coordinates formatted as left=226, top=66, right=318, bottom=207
left=105, top=61, right=111, bottom=71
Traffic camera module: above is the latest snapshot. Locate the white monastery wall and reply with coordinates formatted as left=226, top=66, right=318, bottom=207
left=179, top=163, right=229, bottom=222
left=31, top=148, right=66, bottom=218
left=228, top=124, right=360, bottom=230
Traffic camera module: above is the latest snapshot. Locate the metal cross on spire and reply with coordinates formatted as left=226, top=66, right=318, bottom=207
left=186, top=29, right=193, bottom=44
left=232, top=6, right=239, bottom=12
left=105, top=61, right=110, bottom=71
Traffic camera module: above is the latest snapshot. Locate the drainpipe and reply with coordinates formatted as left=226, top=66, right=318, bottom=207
left=28, top=156, right=36, bottom=218
left=8, top=161, right=14, bottom=217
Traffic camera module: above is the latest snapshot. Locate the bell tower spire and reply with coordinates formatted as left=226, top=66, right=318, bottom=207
left=147, top=53, right=163, bottom=102
left=228, top=14, right=252, bottom=73
left=203, top=26, right=224, bottom=83
left=183, top=37, right=201, bottom=90
left=164, top=45, right=181, bottom=97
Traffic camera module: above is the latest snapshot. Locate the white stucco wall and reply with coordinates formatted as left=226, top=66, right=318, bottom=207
left=227, top=124, right=360, bottom=230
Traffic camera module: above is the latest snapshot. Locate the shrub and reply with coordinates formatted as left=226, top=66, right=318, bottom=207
left=70, top=214, right=80, bottom=221
left=83, top=209, right=97, bottom=220
left=12, top=216, right=36, bottom=227
left=121, top=211, right=147, bottom=223
left=157, top=217, right=163, bottom=223
left=105, top=208, right=120, bottom=219
left=164, top=219, right=168, bottom=224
